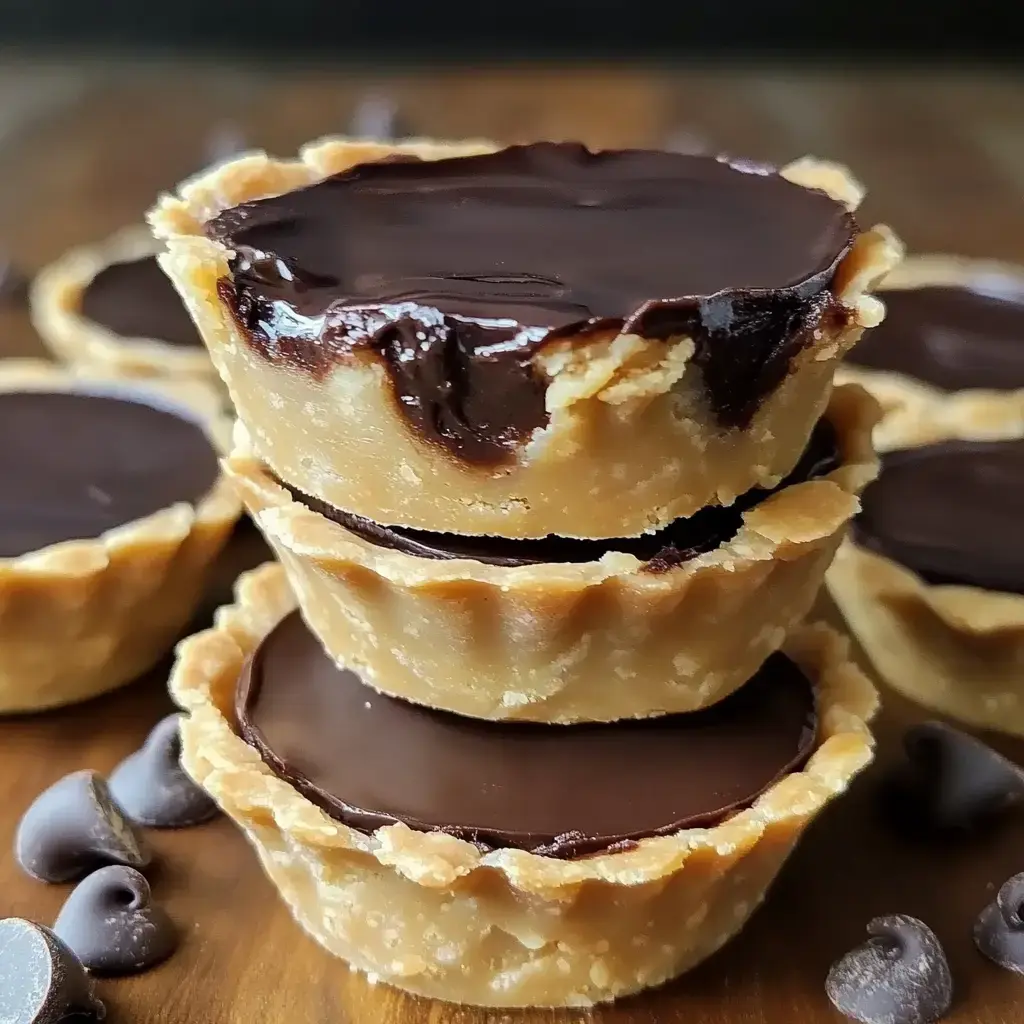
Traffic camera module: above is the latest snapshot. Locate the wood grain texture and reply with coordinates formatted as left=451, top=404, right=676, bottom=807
left=1, top=64, right=1024, bottom=1023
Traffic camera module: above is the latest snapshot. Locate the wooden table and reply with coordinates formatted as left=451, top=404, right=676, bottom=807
left=2, top=64, right=1024, bottom=1024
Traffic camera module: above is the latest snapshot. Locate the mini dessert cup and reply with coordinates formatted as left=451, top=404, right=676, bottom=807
left=828, top=422, right=1024, bottom=737
left=150, top=137, right=899, bottom=539
left=0, top=360, right=240, bottom=713
left=837, top=254, right=1024, bottom=451
left=30, top=225, right=216, bottom=384
left=172, top=562, right=877, bottom=1008
left=223, top=384, right=877, bottom=723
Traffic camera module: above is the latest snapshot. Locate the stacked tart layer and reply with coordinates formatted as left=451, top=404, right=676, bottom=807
left=154, top=138, right=889, bottom=1006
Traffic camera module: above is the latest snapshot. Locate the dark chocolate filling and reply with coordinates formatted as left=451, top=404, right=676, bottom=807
left=854, top=437, right=1024, bottom=594
left=848, top=280, right=1024, bottom=392
left=0, top=390, right=218, bottom=558
left=80, top=255, right=203, bottom=349
left=236, top=611, right=818, bottom=859
left=286, top=418, right=840, bottom=571
left=206, top=142, right=855, bottom=462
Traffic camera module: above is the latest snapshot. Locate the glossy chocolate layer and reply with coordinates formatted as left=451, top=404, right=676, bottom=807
left=81, top=255, right=203, bottom=348
left=855, top=438, right=1024, bottom=593
left=207, top=143, right=855, bottom=460
left=848, top=280, right=1024, bottom=391
left=237, top=612, right=818, bottom=858
left=0, top=391, right=217, bottom=557
left=288, top=418, right=839, bottom=569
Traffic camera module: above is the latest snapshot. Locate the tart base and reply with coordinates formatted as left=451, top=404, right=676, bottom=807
left=150, top=137, right=900, bottom=539
left=0, top=360, right=240, bottom=713
left=222, top=384, right=878, bottom=724
left=828, top=538, right=1024, bottom=737
left=30, top=225, right=219, bottom=386
left=171, top=562, right=877, bottom=1008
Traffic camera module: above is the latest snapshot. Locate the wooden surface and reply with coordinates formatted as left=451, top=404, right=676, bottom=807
left=2, top=63, right=1024, bottom=1024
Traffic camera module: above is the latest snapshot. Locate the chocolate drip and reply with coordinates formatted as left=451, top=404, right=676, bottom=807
left=208, top=142, right=855, bottom=460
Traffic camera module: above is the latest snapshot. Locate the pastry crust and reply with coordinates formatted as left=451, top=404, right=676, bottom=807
left=223, top=384, right=878, bottom=723
left=829, top=534, right=1024, bottom=737
left=30, top=225, right=218, bottom=385
left=0, top=360, right=240, bottom=713
left=150, top=137, right=900, bottom=539
left=837, top=254, right=1024, bottom=451
left=172, top=561, right=877, bottom=1008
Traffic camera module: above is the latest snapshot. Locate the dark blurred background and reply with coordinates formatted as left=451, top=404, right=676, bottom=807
left=0, top=0, right=1021, bottom=61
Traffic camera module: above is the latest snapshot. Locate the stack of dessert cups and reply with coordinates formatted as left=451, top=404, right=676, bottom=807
left=152, top=138, right=901, bottom=1008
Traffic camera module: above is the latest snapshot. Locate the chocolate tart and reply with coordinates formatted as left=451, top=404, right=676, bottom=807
left=0, top=360, right=240, bottom=713
left=828, top=433, right=1024, bottom=737
left=150, top=138, right=899, bottom=540
left=171, top=562, right=877, bottom=1007
left=836, top=253, right=1024, bottom=451
left=223, top=384, right=877, bottom=723
left=30, top=225, right=216, bottom=385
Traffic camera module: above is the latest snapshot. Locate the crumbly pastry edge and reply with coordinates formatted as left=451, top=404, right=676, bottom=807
left=29, top=225, right=217, bottom=382
left=828, top=534, right=1024, bottom=735
left=220, top=385, right=878, bottom=722
left=147, top=137, right=900, bottom=539
left=171, top=561, right=876, bottom=1005
left=836, top=252, right=1024, bottom=451
left=0, top=360, right=241, bottom=712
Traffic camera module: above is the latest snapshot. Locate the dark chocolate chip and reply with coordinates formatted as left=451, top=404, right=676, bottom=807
left=881, top=721, right=1024, bottom=835
left=108, top=714, right=219, bottom=828
left=348, top=95, right=409, bottom=140
left=0, top=918, right=105, bottom=1022
left=205, top=122, right=248, bottom=165
left=53, top=865, right=177, bottom=976
left=0, top=254, right=28, bottom=306
left=15, top=769, right=150, bottom=883
left=974, top=872, right=1024, bottom=974
left=826, top=915, right=952, bottom=1024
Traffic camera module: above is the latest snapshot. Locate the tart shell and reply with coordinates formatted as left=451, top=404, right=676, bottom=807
left=836, top=254, right=1024, bottom=451
left=171, top=561, right=877, bottom=1008
left=150, top=137, right=900, bottom=539
left=0, top=360, right=240, bottom=713
left=30, top=225, right=218, bottom=385
left=223, top=384, right=878, bottom=723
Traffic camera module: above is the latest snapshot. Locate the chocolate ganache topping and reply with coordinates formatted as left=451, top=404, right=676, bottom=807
left=855, top=438, right=1024, bottom=594
left=206, top=142, right=856, bottom=461
left=287, top=417, right=839, bottom=570
left=81, top=255, right=203, bottom=348
left=0, top=391, right=218, bottom=558
left=848, top=278, right=1024, bottom=391
left=237, top=612, right=818, bottom=858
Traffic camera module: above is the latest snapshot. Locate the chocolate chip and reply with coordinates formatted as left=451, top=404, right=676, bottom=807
left=205, top=122, right=247, bottom=165
left=348, top=95, right=410, bottom=141
left=0, top=254, right=28, bottom=306
left=974, top=871, right=1024, bottom=974
left=15, top=769, right=150, bottom=883
left=881, top=721, right=1024, bottom=834
left=0, top=918, right=105, bottom=1022
left=108, top=714, right=219, bottom=828
left=826, top=915, right=953, bottom=1024
left=53, top=865, right=177, bottom=976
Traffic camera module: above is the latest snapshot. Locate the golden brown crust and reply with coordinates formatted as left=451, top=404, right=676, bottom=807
left=30, top=225, right=218, bottom=384
left=0, top=360, right=240, bottom=713
left=837, top=254, right=1024, bottom=451
left=829, top=537, right=1024, bottom=737
left=222, top=384, right=878, bottom=723
left=171, top=561, right=877, bottom=1007
left=150, top=137, right=901, bottom=539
